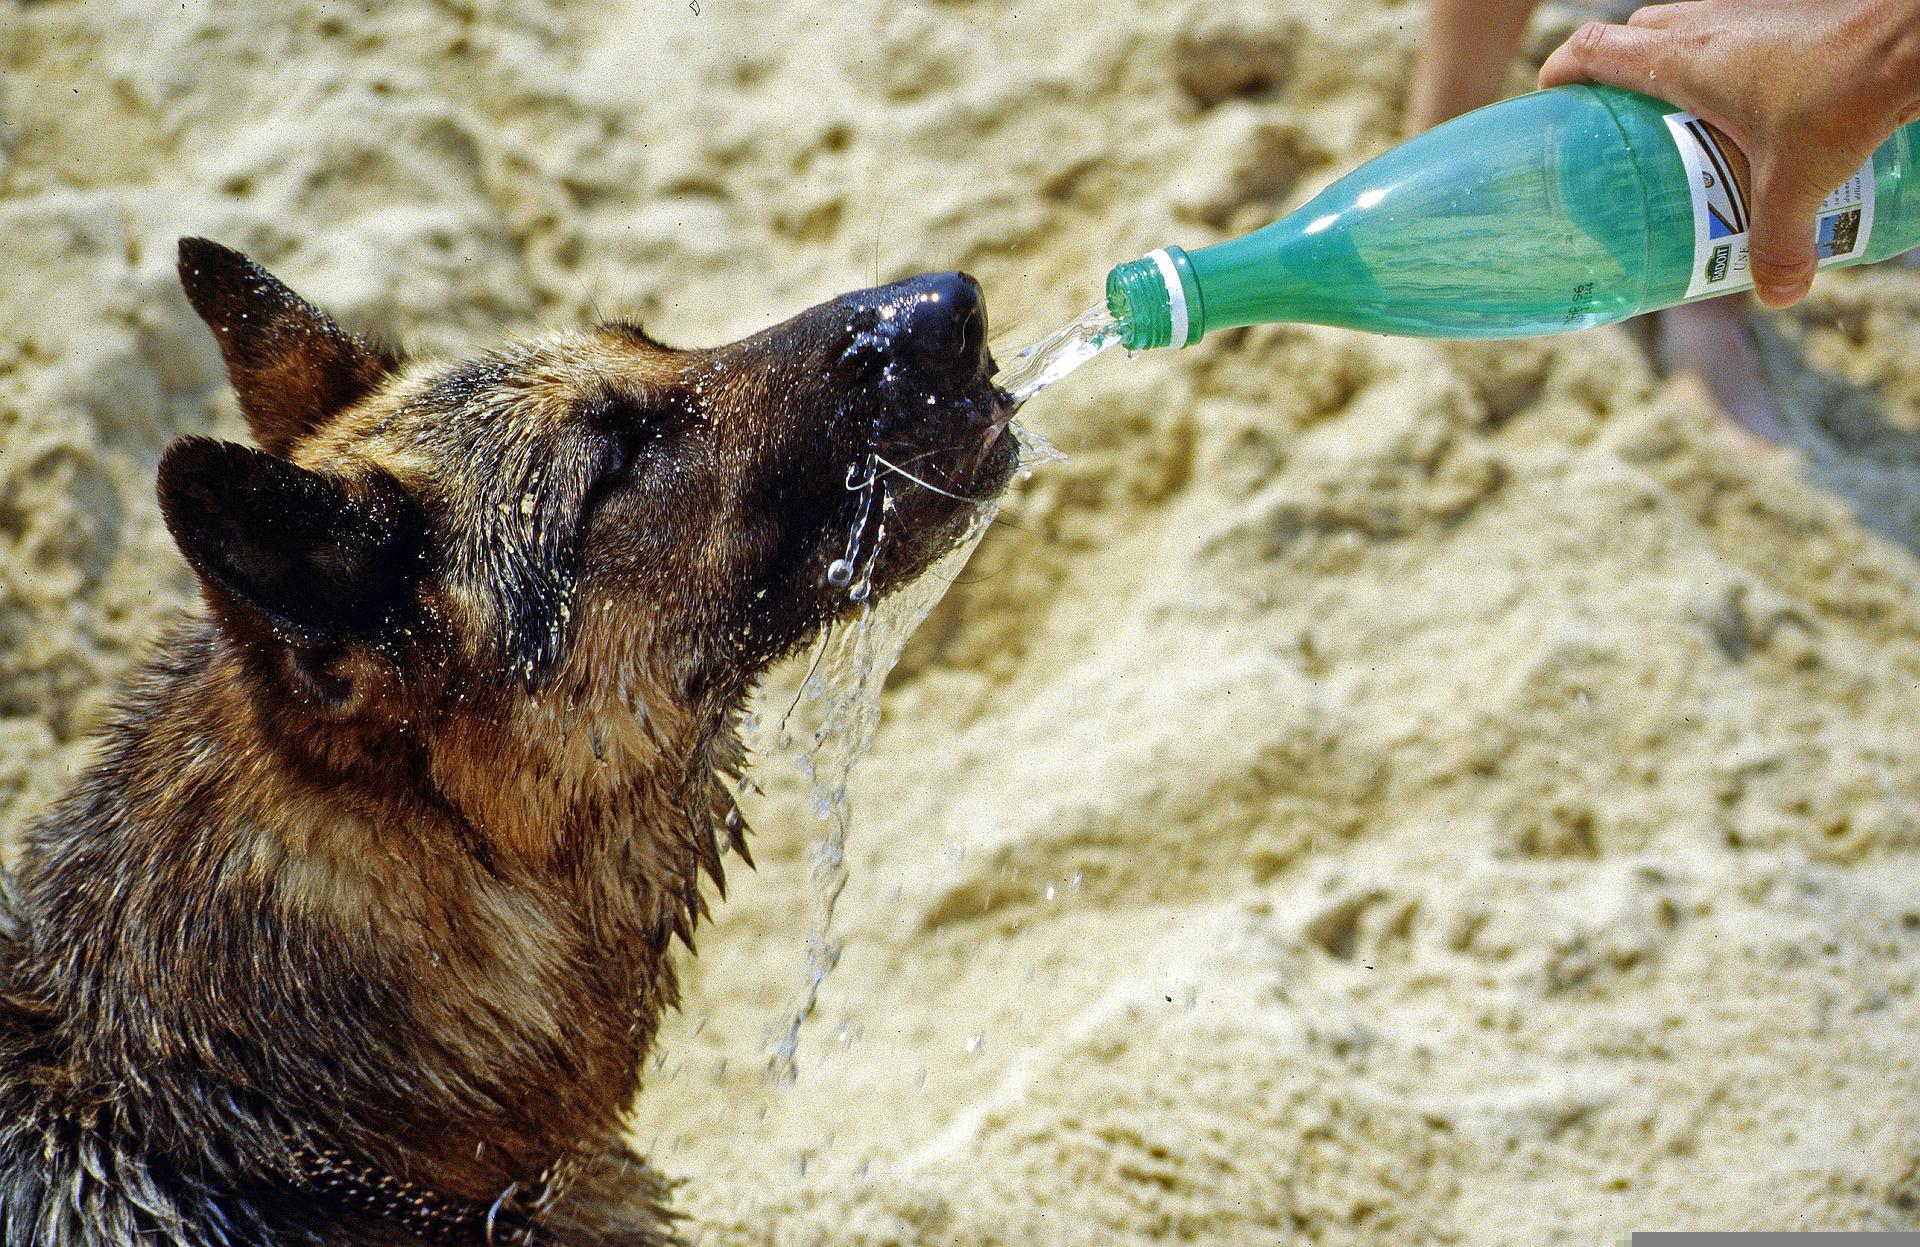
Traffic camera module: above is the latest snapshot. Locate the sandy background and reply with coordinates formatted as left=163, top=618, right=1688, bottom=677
left=4, top=0, right=1920, bottom=1242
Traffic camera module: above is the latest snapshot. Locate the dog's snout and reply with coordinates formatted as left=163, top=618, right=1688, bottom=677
left=837, top=272, right=990, bottom=385
left=898, top=272, right=987, bottom=371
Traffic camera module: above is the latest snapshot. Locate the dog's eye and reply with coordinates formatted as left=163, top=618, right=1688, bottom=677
left=584, top=392, right=684, bottom=455
left=578, top=392, right=693, bottom=507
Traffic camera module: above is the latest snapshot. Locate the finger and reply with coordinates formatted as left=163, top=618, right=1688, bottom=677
left=1625, top=4, right=1682, bottom=28
left=1538, top=21, right=1676, bottom=92
left=1745, top=166, right=1824, bottom=307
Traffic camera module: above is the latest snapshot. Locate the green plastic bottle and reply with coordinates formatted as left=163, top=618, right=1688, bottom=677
left=1106, top=84, right=1920, bottom=348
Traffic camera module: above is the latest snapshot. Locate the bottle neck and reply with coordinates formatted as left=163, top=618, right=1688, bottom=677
left=1107, top=247, right=1204, bottom=350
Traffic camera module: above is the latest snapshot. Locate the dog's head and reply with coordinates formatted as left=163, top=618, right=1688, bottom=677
left=159, top=239, right=1018, bottom=733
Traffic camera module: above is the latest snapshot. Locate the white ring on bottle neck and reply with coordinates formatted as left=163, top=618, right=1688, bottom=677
left=1147, top=248, right=1188, bottom=348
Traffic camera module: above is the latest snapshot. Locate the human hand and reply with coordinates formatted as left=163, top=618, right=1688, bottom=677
left=1539, top=0, right=1920, bottom=307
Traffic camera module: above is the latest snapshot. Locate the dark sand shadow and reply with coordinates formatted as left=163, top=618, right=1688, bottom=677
left=1752, top=304, right=1920, bottom=557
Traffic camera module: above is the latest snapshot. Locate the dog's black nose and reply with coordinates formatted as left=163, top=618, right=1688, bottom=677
left=893, top=272, right=987, bottom=371
left=839, top=272, right=990, bottom=385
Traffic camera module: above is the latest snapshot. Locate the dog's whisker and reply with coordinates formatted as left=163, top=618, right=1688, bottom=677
left=871, top=453, right=994, bottom=504
left=884, top=445, right=953, bottom=472
left=779, top=617, right=837, bottom=733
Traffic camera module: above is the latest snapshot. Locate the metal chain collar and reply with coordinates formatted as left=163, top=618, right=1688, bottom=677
left=284, top=1135, right=584, bottom=1245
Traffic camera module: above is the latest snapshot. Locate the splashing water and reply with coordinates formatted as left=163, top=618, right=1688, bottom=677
left=748, top=305, right=1089, bottom=1082
left=753, top=498, right=998, bottom=1085
left=994, top=302, right=1121, bottom=412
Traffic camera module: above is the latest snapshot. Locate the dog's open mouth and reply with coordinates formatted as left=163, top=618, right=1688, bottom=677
left=831, top=273, right=1020, bottom=563
left=836, top=383, right=1013, bottom=600
left=984, top=386, right=1017, bottom=446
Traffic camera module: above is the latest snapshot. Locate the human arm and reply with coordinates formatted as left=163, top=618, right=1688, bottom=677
left=1404, top=0, right=1544, bottom=133
left=1539, top=0, right=1920, bottom=307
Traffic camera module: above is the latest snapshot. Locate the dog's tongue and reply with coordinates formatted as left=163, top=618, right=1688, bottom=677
left=984, top=392, right=1015, bottom=446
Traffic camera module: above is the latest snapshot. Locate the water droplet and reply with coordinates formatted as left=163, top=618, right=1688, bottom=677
left=826, top=558, right=855, bottom=586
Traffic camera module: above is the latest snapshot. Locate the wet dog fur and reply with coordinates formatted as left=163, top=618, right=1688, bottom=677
left=0, top=239, right=1016, bottom=1245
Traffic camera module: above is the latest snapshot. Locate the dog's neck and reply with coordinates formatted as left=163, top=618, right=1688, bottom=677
left=296, top=658, right=736, bottom=1198
left=29, top=615, right=740, bottom=1207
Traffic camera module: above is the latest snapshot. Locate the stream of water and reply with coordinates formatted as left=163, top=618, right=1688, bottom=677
left=754, top=501, right=997, bottom=1084
left=995, top=303, right=1121, bottom=410
left=754, top=304, right=1115, bottom=1084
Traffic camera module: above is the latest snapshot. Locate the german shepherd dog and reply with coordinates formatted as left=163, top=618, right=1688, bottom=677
left=0, top=239, right=1018, bottom=1245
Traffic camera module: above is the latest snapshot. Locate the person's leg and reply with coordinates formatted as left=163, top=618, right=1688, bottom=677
left=1403, top=0, right=1543, bottom=134
left=1655, top=295, right=1789, bottom=448
left=1406, top=0, right=1788, bottom=447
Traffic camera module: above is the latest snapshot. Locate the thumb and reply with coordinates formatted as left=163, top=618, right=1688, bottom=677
left=1538, top=21, right=1675, bottom=94
left=1745, top=164, right=1824, bottom=307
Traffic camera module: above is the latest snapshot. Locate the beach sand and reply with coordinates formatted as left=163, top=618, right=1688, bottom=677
left=2, top=1, right=1917, bottom=1241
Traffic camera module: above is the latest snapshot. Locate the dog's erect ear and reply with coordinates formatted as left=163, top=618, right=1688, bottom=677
left=157, top=437, right=426, bottom=647
left=177, top=237, right=400, bottom=456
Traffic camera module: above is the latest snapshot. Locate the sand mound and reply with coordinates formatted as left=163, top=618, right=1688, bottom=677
left=3, top=0, right=1917, bottom=1241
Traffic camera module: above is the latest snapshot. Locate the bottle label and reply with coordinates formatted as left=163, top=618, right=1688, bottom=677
left=1663, top=111, right=1875, bottom=298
